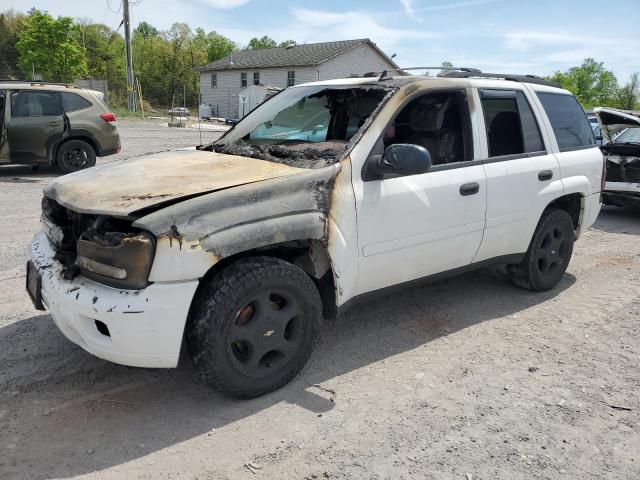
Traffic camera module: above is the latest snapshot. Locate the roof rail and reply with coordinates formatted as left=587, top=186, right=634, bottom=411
left=0, top=80, right=81, bottom=88
left=441, top=71, right=561, bottom=88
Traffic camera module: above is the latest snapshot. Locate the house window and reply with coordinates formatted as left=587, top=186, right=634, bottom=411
left=253, top=72, right=260, bottom=85
left=210, top=74, right=217, bottom=88
left=241, top=73, right=247, bottom=87
left=287, top=71, right=295, bottom=87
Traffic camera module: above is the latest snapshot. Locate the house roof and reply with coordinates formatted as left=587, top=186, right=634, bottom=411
left=198, top=38, right=398, bottom=71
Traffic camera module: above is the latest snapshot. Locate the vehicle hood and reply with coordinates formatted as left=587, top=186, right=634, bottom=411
left=594, top=107, right=640, bottom=140
left=44, top=149, right=307, bottom=217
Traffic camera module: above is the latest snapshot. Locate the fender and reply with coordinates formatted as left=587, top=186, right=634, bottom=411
left=133, top=165, right=339, bottom=281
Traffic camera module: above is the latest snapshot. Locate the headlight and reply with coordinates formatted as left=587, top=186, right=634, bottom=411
left=76, top=230, right=155, bottom=289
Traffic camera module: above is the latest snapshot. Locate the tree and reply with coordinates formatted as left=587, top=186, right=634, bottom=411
left=548, top=58, right=618, bottom=109
left=247, top=35, right=277, bottom=50
left=438, top=60, right=453, bottom=76
left=206, top=31, right=237, bottom=62
left=0, top=9, right=26, bottom=79
left=615, top=73, right=640, bottom=110
left=278, top=39, right=296, bottom=48
left=135, top=21, right=158, bottom=40
left=16, top=10, right=87, bottom=82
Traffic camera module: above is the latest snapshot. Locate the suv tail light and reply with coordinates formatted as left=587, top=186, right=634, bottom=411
left=100, top=113, right=117, bottom=125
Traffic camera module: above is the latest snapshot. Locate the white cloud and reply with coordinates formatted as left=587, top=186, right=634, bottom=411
left=290, top=7, right=435, bottom=45
left=414, top=0, right=506, bottom=13
left=200, top=0, right=250, bottom=9
left=400, top=0, right=422, bottom=22
left=504, top=32, right=586, bottom=52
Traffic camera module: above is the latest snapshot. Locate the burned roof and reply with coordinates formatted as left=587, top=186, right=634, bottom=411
left=198, top=38, right=397, bottom=71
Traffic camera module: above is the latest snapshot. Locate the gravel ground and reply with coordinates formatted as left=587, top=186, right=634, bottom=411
left=0, top=120, right=639, bottom=479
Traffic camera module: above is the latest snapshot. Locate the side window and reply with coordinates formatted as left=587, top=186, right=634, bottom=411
left=536, top=92, right=595, bottom=151
left=241, top=73, right=247, bottom=88
left=381, top=91, right=472, bottom=165
left=287, top=71, right=295, bottom=87
left=210, top=74, right=217, bottom=88
left=11, top=91, right=62, bottom=117
left=253, top=72, right=260, bottom=85
left=60, top=92, right=92, bottom=112
left=480, top=89, right=544, bottom=157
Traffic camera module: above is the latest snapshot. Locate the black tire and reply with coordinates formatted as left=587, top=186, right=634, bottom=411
left=507, top=208, right=575, bottom=291
left=56, top=139, right=96, bottom=173
left=187, top=257, right=322, bottom=399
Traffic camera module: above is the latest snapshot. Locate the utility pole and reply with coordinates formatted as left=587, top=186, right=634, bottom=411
left=123, top=0, right=136, bottom=111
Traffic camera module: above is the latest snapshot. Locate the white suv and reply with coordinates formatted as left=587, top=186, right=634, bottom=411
left=27, top=72, right=603, bottom=398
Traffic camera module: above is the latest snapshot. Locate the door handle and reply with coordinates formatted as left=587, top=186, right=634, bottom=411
left=538, top=170, right=553, bottom=181
left=47, top=121, right=61, bottom=127
left=459, top=182, right=480, bottom=196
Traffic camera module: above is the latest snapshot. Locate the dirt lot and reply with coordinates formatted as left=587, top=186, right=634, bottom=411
left=1, top=119, right=639, bottom=480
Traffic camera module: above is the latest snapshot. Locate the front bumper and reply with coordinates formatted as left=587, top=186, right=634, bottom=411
left=27, top=232, right=199, bottom=368
left=603, top=181, right=640, bottom=207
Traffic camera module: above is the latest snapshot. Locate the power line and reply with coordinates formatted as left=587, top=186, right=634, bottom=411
left=106, top=0, right=122, bottom=14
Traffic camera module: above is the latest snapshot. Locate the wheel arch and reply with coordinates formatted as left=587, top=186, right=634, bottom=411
left=545, top=192, right=583, bottom=230
left=52, top=134, right=99, bottom=165
left=192, top=239, right=338, bottom=320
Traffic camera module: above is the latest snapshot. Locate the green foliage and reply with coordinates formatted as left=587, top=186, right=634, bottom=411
left=206, top=31, right=238, bottom=62
left=135, top=21, right=158, bottom=39
left=247, top=35, right=278, bottom=50
left=548, top=58, right=619, bottom=109
left=0, top=10, right=26, bottom=79
left=16, top=10, right=88, bottom=82
left=615, top=73, right=640, bottom=110
left=247, top=36, right=297, bottom=50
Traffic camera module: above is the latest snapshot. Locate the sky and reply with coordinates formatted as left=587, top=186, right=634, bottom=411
left=4, top=0, right=639, bottom=81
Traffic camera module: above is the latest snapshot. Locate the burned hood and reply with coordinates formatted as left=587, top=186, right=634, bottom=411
left=594, top=107, right=640, bottom=141
left=44, top=149, right=308, bottom=217
left=594, top=108, right=640, bottom=128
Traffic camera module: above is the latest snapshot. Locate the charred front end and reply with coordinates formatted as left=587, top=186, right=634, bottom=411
left=41, top=197, right=155, bottom=289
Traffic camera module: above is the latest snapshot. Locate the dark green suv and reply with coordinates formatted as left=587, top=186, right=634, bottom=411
left=0, top=82, right=120, bottom=172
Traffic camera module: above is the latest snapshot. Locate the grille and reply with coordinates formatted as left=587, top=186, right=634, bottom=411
left=606, top=159, right=640, bottom=183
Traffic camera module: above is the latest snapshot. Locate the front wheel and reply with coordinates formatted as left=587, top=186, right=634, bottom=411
left=187, top=257, right=322, bottom=399
left=56, top=139, right=96, bottom=173
left=508, top=208, right=575, bottom=291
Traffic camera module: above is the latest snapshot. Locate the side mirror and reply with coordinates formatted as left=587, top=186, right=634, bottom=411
left=370, top=143, right=432, bottom=178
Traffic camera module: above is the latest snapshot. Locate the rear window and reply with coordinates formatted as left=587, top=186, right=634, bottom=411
left=480, top=89, right=544, bottom=157
left=61, top=92, right=92, bottom=112
left=536, top=92, right=595, bottom=151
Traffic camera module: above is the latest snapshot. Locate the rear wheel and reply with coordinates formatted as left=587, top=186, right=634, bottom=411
left=508, top=208, right=575, bottom=291
left=56, top=139, right=96, bottom=173
left=187, top=257, right=321, bottom=398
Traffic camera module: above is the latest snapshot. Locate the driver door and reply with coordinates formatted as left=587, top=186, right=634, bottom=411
left=352, top=89, right=487, bottom=295
left=0, top=90, right=8, bottom=164
left=7, top=90, right=64, bottom=163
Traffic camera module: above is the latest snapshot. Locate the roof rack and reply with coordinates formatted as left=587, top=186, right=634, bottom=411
left=0, top=80, right=81, bottom=88
left=440, top=70, right=560, bottom=88
left=360, top=67, right=561, bottom=88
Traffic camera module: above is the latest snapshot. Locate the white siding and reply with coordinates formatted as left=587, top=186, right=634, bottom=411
left=318, top=43, right=394, bottom=80
left=198, top=43, right=395, bottom=119
left=200, top=67, right=317, bottom=119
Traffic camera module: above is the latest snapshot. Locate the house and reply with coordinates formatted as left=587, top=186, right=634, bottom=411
left=197, top=38, right=399, bottom=120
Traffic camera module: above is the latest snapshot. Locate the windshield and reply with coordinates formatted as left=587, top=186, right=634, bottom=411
left=614, top=127, right=640, bottom=144
left=211, top=84, right=391, bottom=168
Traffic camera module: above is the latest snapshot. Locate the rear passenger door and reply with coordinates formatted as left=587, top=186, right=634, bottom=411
left=7, top=90, right=65, bottom=163
left=473, top=88, right=563, bottom=263
left=0, top=90, right=8, bottom=164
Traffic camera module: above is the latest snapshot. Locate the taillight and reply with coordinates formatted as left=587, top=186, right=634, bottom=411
left=601, top=154, right=607, bottom=192
left=100, top=113, right=117, bottom=124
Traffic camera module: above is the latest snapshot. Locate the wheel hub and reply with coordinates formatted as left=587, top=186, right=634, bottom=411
left=227, top=291, right=303, bottom=377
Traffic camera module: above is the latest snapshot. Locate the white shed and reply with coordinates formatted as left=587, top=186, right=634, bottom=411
left=238, top=84, right=281, bottom=119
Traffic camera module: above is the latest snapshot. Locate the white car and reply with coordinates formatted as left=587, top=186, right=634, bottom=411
left=27, top=72, right=604, bottom=398
left=594, top=107, right=640, bottom=208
